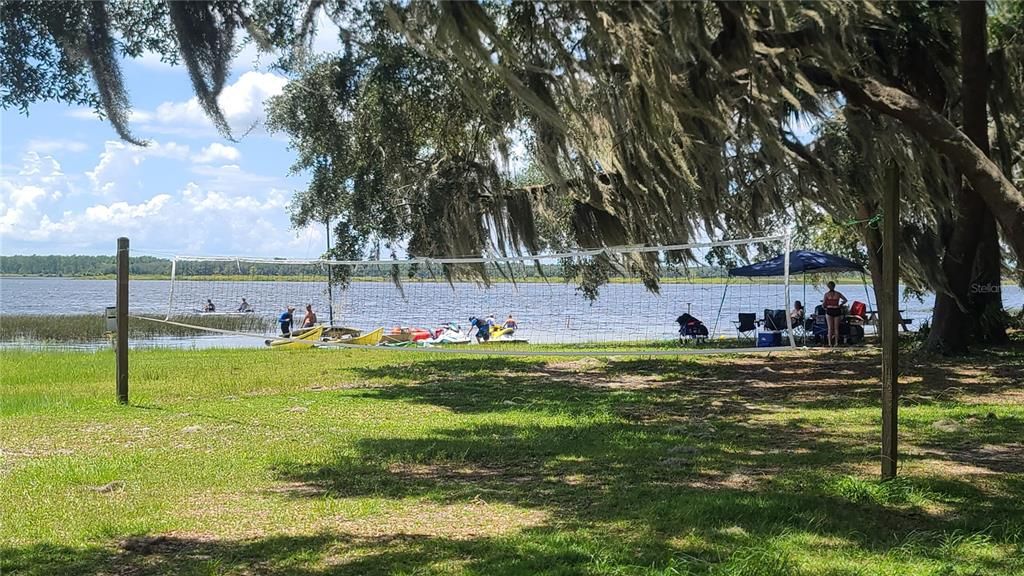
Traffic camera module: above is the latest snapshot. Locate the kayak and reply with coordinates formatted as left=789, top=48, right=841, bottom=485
left=323, top=326, right=361, bottom=339
left=348, top=328, right=384, bottom=346
left=265, top=326, right=324, bottom=350
left=328, top=327, right=384, bottom=346
left=481, top=337, right=529, bottom=345
left=384, top=327, right=432, bottom=343
left=488, top=326, right=515, bottom=339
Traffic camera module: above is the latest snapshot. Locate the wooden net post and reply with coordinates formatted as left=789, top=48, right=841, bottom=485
left=117, top=237, right=129, bottom=405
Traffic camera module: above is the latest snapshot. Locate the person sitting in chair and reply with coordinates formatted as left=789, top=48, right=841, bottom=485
left=791, top=300, right=805, bottom=327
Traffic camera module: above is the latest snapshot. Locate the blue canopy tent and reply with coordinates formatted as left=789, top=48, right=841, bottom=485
left=728, top=249, right=865, bottom=277
left=711, top=249, right=873, bottom=339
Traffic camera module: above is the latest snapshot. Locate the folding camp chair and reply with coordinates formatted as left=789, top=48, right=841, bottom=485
left=733, top=313, right=757, bottom=343
left=763, top=309, right=787, bottom=331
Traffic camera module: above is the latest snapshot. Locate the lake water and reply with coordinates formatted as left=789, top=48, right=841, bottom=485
left=2, top=277, right=1021, bottom=348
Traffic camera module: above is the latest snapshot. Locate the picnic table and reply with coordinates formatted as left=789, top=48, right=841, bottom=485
left=864, top=310, right=914, bottom=332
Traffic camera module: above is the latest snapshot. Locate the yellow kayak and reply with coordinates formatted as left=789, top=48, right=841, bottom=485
left=489, top=326, right=515, bottom=339
left=327, top=327, right=384, bottom=346
left=266, top=326, right=324, bottom=350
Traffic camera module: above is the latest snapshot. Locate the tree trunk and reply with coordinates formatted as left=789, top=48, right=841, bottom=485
left=926, top=181, right=980, bottom=353
left=972, top=220, right=1007, bottom=343
left=962, top=3, right=1007, bottom=344
left=858, top=201, right=885, bottom=311
left=925, top=1, right=1005, bottom=353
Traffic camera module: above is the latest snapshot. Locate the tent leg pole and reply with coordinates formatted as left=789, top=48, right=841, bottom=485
left=783, top=233, right=795, bottom=349
left=712, top=279, right=730, bottom=339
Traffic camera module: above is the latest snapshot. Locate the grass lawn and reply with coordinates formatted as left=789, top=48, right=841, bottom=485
left=1, top=345, right=1023, bottom=575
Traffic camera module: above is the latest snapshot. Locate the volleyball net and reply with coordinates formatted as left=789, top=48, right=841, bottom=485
left=145, top=234, right=796, bottom=355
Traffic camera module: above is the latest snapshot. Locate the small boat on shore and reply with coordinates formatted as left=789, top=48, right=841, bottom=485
left=265, top=326, right=324, bottom=350
left=481, top=337, right=529, bottom=345
left=381, top=327, right=433, bottom=345
left=323, top=326, right=361, bottom=340
left=327, top=327, right=384, bottom=346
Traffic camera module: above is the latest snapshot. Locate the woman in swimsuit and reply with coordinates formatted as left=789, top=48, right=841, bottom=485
left=823, top=281, right=847, bottom=347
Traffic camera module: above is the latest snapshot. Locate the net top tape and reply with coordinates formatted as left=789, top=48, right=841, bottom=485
left=171, top=235, right=787, bottom=266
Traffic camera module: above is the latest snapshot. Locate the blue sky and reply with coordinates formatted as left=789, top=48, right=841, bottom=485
left=1, top=21, right=819, bottom=260
left=1, top=31, right=342, bottom=259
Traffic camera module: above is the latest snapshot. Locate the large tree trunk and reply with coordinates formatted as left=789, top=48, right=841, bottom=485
left=963, top=2, right=1007, bottom=344
left=926, top=1, right=1006, bottom=352
left=927, top=177, right=982, bottom=353
left=972, top=220, right=1007, bottom=343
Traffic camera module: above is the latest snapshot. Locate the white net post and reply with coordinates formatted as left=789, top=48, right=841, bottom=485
left=783, top=231, right=796, bottom=348
left=165, top=258, right=177, bottom=321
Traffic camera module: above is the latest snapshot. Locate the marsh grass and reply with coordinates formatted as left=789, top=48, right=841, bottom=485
left=1, top=346, right=1022, bottom=575
left=0, top=314, right=274, bottom=342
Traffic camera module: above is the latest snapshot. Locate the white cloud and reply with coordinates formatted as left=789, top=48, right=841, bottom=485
left=192, top=143, right=241, bottom=164
left=146, top=71, right=288, bottom=135
left=187, top=163, right=289, bottom=195
left=83, top=194, right=172, bottom=224
left=87, top=140, right=190, bottom=195
left=1, top=148, right=308, bottom=256
left=7, top=184, right=48, bottom=210
left=0, top=154, right=74, bottom=236
left=27, top=139, right=88, bottom=154
left=66, top=107, right=152, bottom=123
left=18, top=152, right=63, bottom=180
left=22, top=183, right=302, bottom=254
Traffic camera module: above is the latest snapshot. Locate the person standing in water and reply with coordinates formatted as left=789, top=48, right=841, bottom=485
left=301, top=304, right=317, bottom=328
left=823, top=282, right=848, bottom=347
left=469, top=316, right=493, bottom=343
left=279, top=306, right=296, bottom=337
left=502, top=314, right=518, bottom=333
left=237, top=298, right=252, bottom=313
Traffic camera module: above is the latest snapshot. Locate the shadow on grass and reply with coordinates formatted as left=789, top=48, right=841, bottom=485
left=2, top=532, right=595, bottom=576
left=347, top=349, right=1024, bottom=415
left=5, top=525, right=828, bottom=576
left=6, top=349, right=1023, bottom=575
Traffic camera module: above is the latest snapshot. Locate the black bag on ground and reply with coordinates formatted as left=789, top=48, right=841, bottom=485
left=676, top=313, right=709, bottom=338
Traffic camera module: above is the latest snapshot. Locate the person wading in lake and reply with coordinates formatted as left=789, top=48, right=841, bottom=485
left=823, top=282, right=848, bottom=347
left=279, top=306, right=295, bottom=337
left=301, top=304, right=317, bottom=328
left=469, top=316, right=493, bottom=343
left=237, top=298, right=252, bottom=313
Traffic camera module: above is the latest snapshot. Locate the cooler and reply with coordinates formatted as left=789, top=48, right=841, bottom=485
left=757, top=331, right=782, bottom=347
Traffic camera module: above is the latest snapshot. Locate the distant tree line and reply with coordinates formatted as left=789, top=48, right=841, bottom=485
left=0, top=255, right=172, bottom=277
left=1, top=254, right=732, bottom=280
